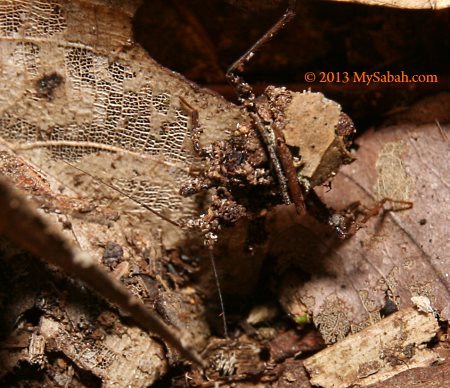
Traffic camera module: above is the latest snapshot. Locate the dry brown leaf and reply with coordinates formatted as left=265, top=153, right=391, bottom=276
left=270, top=97, right=450, bottom=345
left=0, top=0, right=224, bottom=384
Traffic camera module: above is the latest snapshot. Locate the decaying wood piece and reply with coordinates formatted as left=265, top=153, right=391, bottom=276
left=39, top=316, right=169, bottom=387
left=331, top=0, right=450, bottom=9
left=303, top=307, right=440, bottom=387
left=368, top=358, right=450, bottom=387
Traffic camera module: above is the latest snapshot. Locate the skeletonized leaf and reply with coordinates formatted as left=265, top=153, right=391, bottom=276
left=0, top=0, right=246, bottom=244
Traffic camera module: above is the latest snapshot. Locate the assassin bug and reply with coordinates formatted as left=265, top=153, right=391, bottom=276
left=170, top=0, right=412, bottom=346
left=178, top=0, right=411, bottom=247
left=167, top=0, right=358, bottom=341
left=177, top=0, right=357, bottom=246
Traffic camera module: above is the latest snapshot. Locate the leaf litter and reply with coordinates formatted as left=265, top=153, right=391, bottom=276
left=0, top=0, right=449, bottom=387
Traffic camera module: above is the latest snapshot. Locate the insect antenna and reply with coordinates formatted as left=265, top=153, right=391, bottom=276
left=179, top=97, right=229, bottom=338
left=208, top=248, right=228, bottom=338
left=226, top=0, right=297, bottom=106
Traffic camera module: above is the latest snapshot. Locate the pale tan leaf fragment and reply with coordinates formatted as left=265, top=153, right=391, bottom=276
left=282, top=89, right=354, bottom=188
left=331, top=0, right=450, bottom=9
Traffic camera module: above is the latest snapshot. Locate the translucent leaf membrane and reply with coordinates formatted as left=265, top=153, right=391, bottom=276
left=0, top=0, right=246, bottom=228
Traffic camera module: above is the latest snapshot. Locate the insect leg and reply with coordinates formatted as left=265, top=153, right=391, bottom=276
left=271, top=123, right=306, bottom=213
left=250, top=112, right=291, bottom=205
left=225, top=0, right=297, bottom=108
left=303, top=190, right=362, bottom=238
left=209, top=248, right=228, bottom=338
left=305, top=190, right=413, bottom=238
left=357, top=197, right=413, bottom=225
left=226, top=1, right=299, bottom=207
